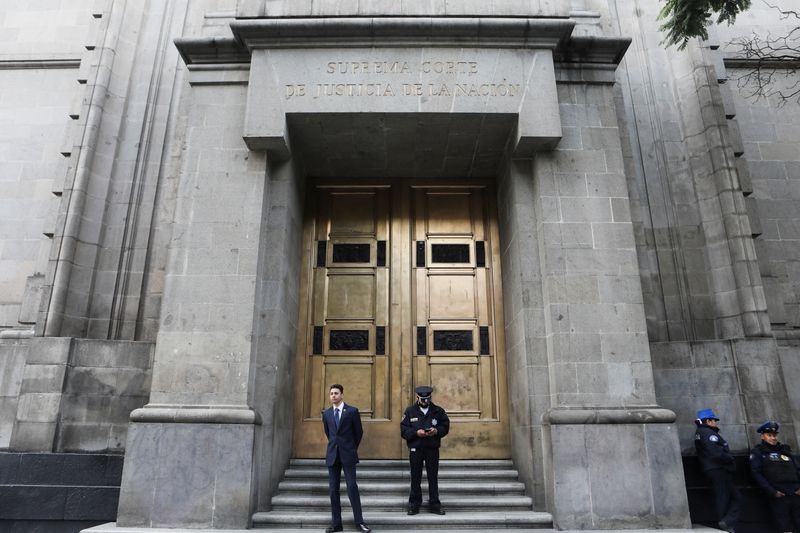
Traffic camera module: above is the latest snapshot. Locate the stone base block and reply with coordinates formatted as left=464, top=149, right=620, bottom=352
left=117, top=421, right=255, bottom=529
left=549, top=422, right=691, bottom=530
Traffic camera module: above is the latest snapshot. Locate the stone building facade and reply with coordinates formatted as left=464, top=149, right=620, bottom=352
left=0, top=0, right=798, bottom=530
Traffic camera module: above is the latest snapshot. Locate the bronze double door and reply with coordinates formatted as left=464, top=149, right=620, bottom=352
left=292, top=180, right=509, bottom=459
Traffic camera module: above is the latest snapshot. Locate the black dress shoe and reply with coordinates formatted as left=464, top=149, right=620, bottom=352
left=429, top=507, right=446, bottom=515
left=717, top=521, right=735, bottom=533
left=407, top=506, right=419, bottom=515
left=325, top=526, right=343, bottom=533
left=356, top=523, right=371, bottom=533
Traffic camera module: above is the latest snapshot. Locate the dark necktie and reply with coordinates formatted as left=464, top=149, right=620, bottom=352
left=334, top=408, right=340, bottom=428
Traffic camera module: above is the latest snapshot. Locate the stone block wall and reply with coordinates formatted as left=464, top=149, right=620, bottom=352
left=0, top=340, right=28, bottom=448
left=727, top=73, right=800, bottom=330
left=498, top=158, right=550, bottom=511
left=7, top=338, right=153, bottom=453
left=147, top=79, right=261, bottom=407
left=778, top=344, right=800, bottom=445
left=615, top=0, right=769, bottom=341
left=542, top=81, right=657, bottom=409
left=652, top=338, right=795, bottom=454
left=0, top=65, right=77, bottom=329
left=57, top=340, right=153, bottom=451
left=0, top=452, right=122, bottom=526
left=550, top=422, right=688, bottom=529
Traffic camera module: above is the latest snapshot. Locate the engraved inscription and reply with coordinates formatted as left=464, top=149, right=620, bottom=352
left=283, top=59, right=521, bottom=101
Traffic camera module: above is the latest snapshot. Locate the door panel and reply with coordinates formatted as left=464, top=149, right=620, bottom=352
left=411, top=187, right=509, bottom=458
left=292, top=181, right=508, bottom=459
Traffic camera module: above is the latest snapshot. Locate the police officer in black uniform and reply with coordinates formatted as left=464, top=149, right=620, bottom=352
left=400, top=386, right=450, bottom=515
left=749, top=420, right=800, bottom=533
left=695, top=408, right=740, bottom=533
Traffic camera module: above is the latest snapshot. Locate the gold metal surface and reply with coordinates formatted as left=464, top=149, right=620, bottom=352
left=292, top=181, right=509, bottom=459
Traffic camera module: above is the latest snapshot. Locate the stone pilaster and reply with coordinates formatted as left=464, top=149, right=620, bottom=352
left=534, top=82, right=690, bottom=528
left=117, top=80, right=264, bottom=528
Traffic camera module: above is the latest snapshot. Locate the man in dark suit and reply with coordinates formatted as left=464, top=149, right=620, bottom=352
left=323, top=383, right=371, bottom=533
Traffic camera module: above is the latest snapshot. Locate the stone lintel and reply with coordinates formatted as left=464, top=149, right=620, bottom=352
left=186, top=64, right=250, bottom=86
left=173, top=19, right=631, bottom=159
left=546, top=406, right=677, bottom=425
left=130, top=404, right=261, bottom=425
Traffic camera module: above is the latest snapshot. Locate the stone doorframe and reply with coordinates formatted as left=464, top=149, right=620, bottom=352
left=115, top=16, right=690, bottom=530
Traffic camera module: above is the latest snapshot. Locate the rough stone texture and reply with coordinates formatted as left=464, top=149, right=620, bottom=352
left=540, top=82, right=657, bottom=409
left=550, top=423, right=690, bottom=530
left=498, top=158, right=551, bottom=511
left=0, top=62, right=76, bottom=330
left=9, top=337, right=72, bottom=451
left=778, top=345, right=800, bottom=446
left=117, top=422, right=255, bottom=529
left=57, top=340, right=153, bottom=452
left=236, top=0, right=570, bottom=17
left=0, top=452, right=122, bottom=520
left=614, top=0, right=770, bottom=341
left=0, top=340, right=29, bottom=448
left=147, top=80, right=262, bottom=407
left=248, top=156, right=304, bottom=511
left=8, top=338, right=153, bottom=452
left=652, top=338, right=795, bottom=454
left=725, top=68, right=800, bottom=330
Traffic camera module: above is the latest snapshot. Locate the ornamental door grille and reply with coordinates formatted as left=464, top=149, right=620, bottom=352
left=292, top=180, right=509, bottom=459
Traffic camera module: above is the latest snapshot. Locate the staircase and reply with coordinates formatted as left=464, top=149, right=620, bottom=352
left=252, top=459, right=553, bottom=529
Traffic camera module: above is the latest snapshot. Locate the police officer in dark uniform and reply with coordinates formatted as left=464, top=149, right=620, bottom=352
left=749, top=420, right=800, bottom=533
left=695, top=408, right=740, bottom=533
left=400, top=386, right=450, bottom=515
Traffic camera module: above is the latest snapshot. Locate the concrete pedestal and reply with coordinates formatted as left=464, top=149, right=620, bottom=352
left=547, top=408, right=691, bottom=530
left=116, top=407, right=257, bottom=529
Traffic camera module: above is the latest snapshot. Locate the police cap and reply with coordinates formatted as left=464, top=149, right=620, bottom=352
left=696, top=408, right=719, bottom=421
left=757, top=420, right=779, bottom=434
left=415, top=386, right=433, bottom=398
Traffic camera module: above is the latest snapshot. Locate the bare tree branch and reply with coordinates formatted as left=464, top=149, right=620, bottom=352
left=727, top=2, right=800, bottom=104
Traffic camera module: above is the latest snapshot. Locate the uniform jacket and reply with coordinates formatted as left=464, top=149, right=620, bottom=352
left=695, top=423, right=736, bottom=472
left=322, top=403, right=363, bottom=467
left=400, top=402, right=450, bottom=449
left=749, top=442, right=800, bottom=497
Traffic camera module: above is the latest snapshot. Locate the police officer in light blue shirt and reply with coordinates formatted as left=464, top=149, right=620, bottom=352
left=749, top=420, right=800, bottom=533
left=695, top=408, right=740, bottom=533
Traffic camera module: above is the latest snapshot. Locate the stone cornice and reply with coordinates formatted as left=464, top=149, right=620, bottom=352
left=546, top=406, right=677, bottom=425
left=174, top=36, right=251, bottom=67
left=230, top=17, right=575, bottom=49
left=0, top=58, right=81, bottom=70
left=554, top=35, right=631, bottom=65
left=175, top=18, right=631, bottom=69
left=723, top=56, right=800, bottom=69
left=130, top=404, right=262, bottom=424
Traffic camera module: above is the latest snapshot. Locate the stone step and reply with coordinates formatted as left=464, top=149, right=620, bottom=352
left=289, top=458, right=515, bottom=469
left=252, top=510, right=553, bottom=529
left=278, top=479, right=526, bottom=495
left=270, top=494, right=534, bottom=511
left=283, top=468, right=519, bottom=480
